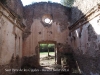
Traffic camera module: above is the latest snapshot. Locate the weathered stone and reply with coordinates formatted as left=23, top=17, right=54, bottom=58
left=21, top=55, right=39, bottom=69
left=69, top=1, right=100, bottom=74
left=23, top=2, right=70, bottom=37
left=6, top=0, right=23, bottom=18
left=71, top=0, right=100, bottom=25
left=0, top=0, right=100, bottom=75
left=88, top=25, right=97, bottom=41
left=0, top=2, right=24, bottom=75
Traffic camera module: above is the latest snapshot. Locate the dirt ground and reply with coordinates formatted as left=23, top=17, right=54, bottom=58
left=14, top=53, right=81, bottom=75
left=40, top=53, right=56, bottom=66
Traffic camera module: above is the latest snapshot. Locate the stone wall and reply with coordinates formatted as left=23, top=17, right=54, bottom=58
left=1, top=0, right=100, bottom=75
left=6, top=0, right=23, bottom=18
left=22, top=2, right=70, bottom=66
left=69, top=4, right=100, bottom=75
left=23, top=2, right=71, bottom=36
left=23, top=2, right=70, bottom=56
left=0, top=3, right=24, bottom=75
left=71, top=0, right=100, bottom=25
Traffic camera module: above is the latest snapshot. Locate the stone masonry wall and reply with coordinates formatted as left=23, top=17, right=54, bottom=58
left=71, top=0, right=100, bottom=25
left=69, top=4, right=100, bottom=75
left=0, top=3, right=24, bottom=75
left=22, top=2, right=71, bottom=66
left=23, top=2, right=71, bottom=38
left=23, top=2, right=70, bottom=55
left=6, top=0, right=23, bottom=18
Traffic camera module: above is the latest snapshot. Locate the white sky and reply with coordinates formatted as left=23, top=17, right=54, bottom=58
left=21, top=0, right=61, bottom=6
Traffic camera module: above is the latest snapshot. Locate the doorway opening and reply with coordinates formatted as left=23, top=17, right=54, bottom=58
left=39, top=43, right=56, bottom=66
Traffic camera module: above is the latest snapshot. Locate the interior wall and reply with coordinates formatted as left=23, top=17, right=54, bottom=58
left=23, top=2, right=70, bottom=57
left=6, top=0, right=23, bottom=17
left=23, top=19, right=69, bottom=56
left=71, top=0, right=100, bottom=25
left=0, top=3, right=24, bottom=75
left=69, top=4, right=100, bottom=75
left=22, top=3, right=71, bottom=67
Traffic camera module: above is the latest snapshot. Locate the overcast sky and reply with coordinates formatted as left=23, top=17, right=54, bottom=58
left=21, top=0, right=61, bottom=6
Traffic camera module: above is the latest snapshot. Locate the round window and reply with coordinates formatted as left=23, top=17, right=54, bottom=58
left=42, top=14, right=53, bottom=26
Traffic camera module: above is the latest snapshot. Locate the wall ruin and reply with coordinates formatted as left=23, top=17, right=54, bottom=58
left=21, top=2, right=71, bottom=67
left=71, top=0, right=100, bottom=25
left=0, top=0, right=100, bottom=75
left=6, top=0, right=24, bottom=18
left=69, top=4, right=100, bottom=75
left=22, top=2, right=70, bottom=56
left=0, top=3, right=25, bottom=75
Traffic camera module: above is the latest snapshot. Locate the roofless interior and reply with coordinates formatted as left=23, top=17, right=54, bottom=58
left=0, top=0, right=100, bottom=75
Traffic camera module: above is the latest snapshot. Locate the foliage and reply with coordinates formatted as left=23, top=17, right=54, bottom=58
left=61, top=0, right=74, bottom=7
left=0, top=0, right=7, bottom=4
left=40, top=44, right=55, bottom=52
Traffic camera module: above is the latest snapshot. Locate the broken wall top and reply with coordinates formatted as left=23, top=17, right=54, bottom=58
left=0, top=2, right=25, bottom=31
left=23, top=2, right=71, bottom=37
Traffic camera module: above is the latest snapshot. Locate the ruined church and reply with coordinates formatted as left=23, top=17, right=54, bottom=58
left=0, top=0, right=100, bottom=75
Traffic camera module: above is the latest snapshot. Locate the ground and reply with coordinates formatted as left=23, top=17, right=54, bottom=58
left=40, top=52, right=56, bottom=66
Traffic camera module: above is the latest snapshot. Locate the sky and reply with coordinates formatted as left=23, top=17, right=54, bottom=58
left=21, top=0, right=61, bottom=6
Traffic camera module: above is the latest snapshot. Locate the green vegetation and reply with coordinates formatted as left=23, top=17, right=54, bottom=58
left=40, top=44, right=55, bottom=56
left=61, top=0, right=74, bottom=7
left=0, top=0, right=7, bottom=4
left=40, top=44, right=55, bottom=52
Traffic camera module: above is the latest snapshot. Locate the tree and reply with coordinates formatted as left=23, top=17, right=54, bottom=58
left=61, top=0, right=74, bottom=7
left=0, top=0, right=6, bottom=4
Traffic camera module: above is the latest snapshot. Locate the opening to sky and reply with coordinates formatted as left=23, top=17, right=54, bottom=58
left=21, top=0, right=61, bottom=6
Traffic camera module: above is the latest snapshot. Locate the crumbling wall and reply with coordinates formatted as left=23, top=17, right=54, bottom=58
left=0, top=55, right=21, bottom=75
left=71, top=0, right=100, bottom=25
left=23, top=2, right=70, bottom=56
left=0, top=3, right=24, bottom=75
left=23, top=2, right=71, bottom=38
left=69, top=4, right=100, bottom=75
left=56, top=43, right=73, bottom=64
left=5, top=0, right=23, bottom=17
left=22, top=2, right=70, bottom=66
